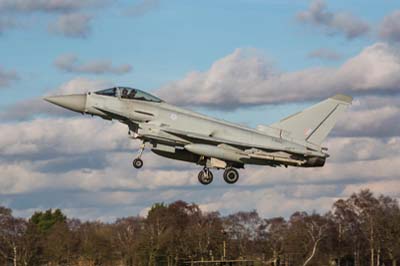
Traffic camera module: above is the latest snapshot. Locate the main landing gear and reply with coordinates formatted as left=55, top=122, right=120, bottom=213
left=132, top=143, right=145, bottom=169
left=223, top=168, right=239, bottom=184
left=132, top=142, right=240, bottom=185
left=198, top=168, right=213, bottom=185
left=197, top=167, right=240, bottom=185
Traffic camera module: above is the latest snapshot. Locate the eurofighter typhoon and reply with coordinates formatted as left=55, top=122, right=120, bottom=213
left=44, top=87, right=352, bottom=185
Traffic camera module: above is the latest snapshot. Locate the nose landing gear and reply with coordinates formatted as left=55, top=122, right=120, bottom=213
left=133, top=143, right=145, bottom=169
left=133, top=158, right=143, bottom=169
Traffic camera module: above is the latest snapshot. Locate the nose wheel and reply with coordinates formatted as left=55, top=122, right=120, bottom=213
left=198, top=168, right=213, bottom=185
left=133, top=143, right=145, bottom=169
left=223, top=168, right=239, bottom=184
left=133, top=158, right=143, bottom=169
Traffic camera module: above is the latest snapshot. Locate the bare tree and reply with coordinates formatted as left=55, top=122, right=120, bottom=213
left=302, top=218, right=327, bottom=266
left=0, top=207, right=27, bottom=266
left=112, top=216, right=144, bottom=266
left=264, top=217, right=288, bottom=266
left=1, top=193, right=400, bottom=266
left=375, top=195, right=400, bottom=266
left=223, top=210, right=263, bottom=258
left=285, top=212, right=329, bottom=266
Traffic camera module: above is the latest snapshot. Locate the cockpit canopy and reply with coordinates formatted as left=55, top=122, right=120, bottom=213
left=94, top=87, right=163, bottom=103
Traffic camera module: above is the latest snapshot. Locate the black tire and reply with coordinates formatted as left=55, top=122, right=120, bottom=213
left=198, top=169, right=213, bottom=185
left=133, top=158, right=143, bottom=169
left=223, top=168, right=239, bottom=184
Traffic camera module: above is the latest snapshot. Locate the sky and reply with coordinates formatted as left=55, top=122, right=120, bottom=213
left=1, top=0, right=400, bottom=221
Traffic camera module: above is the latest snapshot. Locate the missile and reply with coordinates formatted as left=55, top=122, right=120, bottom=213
left=184, top=144, right=248, bottom=163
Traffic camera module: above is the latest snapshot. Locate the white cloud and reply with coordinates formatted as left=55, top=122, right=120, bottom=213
left=0, top=0, right=111, bottom=38
left=0, top=117, right=130, bottom=157
left=0, top=115, right=197, bottom=195
left=49, top=13, right=92, bottom=38
left=0, top=161, right=51, bottom=194
left=139, top=206, right=151, bottom=217
left=125, top=0, right=159, bottom=17
left=379, top=10, right=400, bottom=43
left=0, top=66, right=19, bottom=88
left=50, top=76, right=112, bottom=95
left=307, top=48, right=341, bottom=61
left=325, top=137, right=400, bottom=162
left=336, top=105, right=400, bottom=137
left=0, top=0, right=102, bottom=13
left=54, top=54, right=132, bottom=75
left=1, top=59, right=399, bottom=220
left=1, top=38, right=400, bottom=221
left=296, top=0, right=370, bottom=39
left=341, top=179, right=400, bottom=198
left=156, top=43, right=400, bottom=109
left=0, top=113, right=398, bottom=220
left=0, top=77, right=112, bottom=120
left=326, top=94, right=400, bottom=138
left=0, top=17, right=18, bottom=34
left=199, top=188, right=336, bottom=218
left=242, top=155, right=400, bottom=187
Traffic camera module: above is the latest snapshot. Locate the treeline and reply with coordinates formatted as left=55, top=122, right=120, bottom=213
left=1, top=189, right=400, bottom=266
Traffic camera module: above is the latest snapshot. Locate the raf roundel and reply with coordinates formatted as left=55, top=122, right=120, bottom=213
left=170, top=113, right=178, bottom=121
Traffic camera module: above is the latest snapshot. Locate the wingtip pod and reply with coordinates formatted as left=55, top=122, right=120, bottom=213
left=331, top=94, right=353, bottom=104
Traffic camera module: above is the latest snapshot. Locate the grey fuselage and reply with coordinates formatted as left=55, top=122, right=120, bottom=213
left=82, top=91, right=326, bottom=168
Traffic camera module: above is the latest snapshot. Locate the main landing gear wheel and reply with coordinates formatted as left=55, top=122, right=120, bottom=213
left=223, top=168, right=239, bottom=184
left=133, top=158, right=143, bottom=169
left=198, top=168, right=214, bottom=185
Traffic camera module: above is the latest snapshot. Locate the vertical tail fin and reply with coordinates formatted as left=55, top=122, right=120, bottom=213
left=270, top=94, right=352, bottom=145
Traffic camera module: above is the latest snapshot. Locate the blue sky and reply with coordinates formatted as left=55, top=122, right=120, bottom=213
left=1, top=0, right=389, bottom=103
left=1, top=0, right=400, bottom=220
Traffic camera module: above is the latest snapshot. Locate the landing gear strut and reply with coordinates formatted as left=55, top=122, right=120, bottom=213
left=223, top=168, right=239, bottom=184
left=198, top=168, right=213, bottom=185
left=132, top=143, right=145, bottom=169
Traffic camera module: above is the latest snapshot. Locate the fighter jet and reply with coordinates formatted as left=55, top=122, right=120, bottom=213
left=44, top=87, right=352, bottom=185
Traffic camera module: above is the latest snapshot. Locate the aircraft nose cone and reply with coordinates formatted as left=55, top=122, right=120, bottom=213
left=44, top=94, right=87, bottom=113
